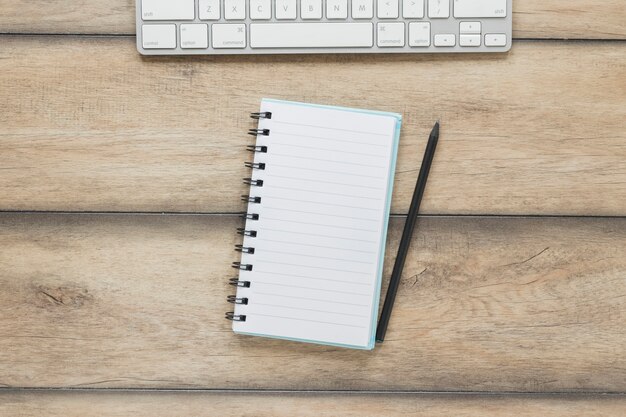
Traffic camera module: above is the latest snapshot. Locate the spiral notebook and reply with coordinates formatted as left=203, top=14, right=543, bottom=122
left=227, top=99, right=401, bottom=350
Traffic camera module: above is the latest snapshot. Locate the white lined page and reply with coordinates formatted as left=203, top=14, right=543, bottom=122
left=232, top=99, right=401, bottom=349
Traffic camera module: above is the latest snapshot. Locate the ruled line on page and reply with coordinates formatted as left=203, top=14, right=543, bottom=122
left=252, top=302, right=368, bottom=318
left=270, top=152, right=387, bottom=168
left=259, top=248, right=375, bottom=265
left=253, top=291, right=370, bottom=307
left=263, top=196, right=381, bottom=211
left=253, top=270, right=373, bottom=286
left=270, top=131, right=390, bottom=148
left=267, top=185, right=382, bottom=201
left=262, top=206, right=379, bottom=222
left=259, top=237, right=377, bottom=255
left=271, top=163, right=384, bottom=179
left=271, top=119, right=390, bottom=137
left=267, top=174, right=384, bottom=191
left=270, top=139, right=389, bottom=156
left=259, top=260, right=371, bottom=275
left=261, top=217, right=379, bottom=233
left=252, top=313, right=368, bottom=329
left=253, top=281, right=371, bottom=297
left=258, top=227, right=379, bottom=243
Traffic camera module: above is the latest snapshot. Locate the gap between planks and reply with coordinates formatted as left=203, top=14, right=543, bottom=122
left=1, top=210, right=626, bottom=219
left=1, top=388, right=626, bottom=395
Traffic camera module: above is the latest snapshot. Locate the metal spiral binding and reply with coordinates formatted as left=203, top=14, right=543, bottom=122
left=250, top=112, right=272, bottom=120
left=232, top=262, right=253, bottom=271
left=227, top=295, right=249, bottom=305
left=243, top=178, right=264, bottom=187
left=245, top=162, right=266, bottom=170
left=225, top=312, right=246, bottom=321
left=237, top=228, right=257, bottom=237
left=229, top=278, right=250, bottom=287
left=248, top=128, right=270, bottom=136
left=246, top=145, right=268, bottom=153
left=235, top=244, right=255, bottom=254
left=227, top=111, right=272, bottom=323
left=241, top=195, right=262, bottom=203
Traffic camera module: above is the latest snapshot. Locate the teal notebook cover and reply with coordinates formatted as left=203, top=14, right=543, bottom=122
left=231, top=99, right=401, bottom=350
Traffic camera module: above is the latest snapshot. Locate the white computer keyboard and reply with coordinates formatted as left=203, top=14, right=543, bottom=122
left=136, top=0, right=512, bottom=55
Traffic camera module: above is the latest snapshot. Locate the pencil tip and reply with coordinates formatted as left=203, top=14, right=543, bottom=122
left=431, top=121, right=440, bottom=136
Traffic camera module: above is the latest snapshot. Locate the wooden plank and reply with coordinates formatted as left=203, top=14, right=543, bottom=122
left=1, top=391, right=625, bottom=417
left=0, top=213, right=624, bottom=391
left=0, top=0, right=624, bottom=39
left=0, top=38, right=625, bottom=215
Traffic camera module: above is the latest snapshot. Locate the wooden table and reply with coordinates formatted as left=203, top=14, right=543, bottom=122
left=1, top=1, right=625, bottom=415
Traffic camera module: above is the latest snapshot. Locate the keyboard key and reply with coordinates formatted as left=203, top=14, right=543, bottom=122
left=250, top=0, right=272, bottom=20
left=485, top=33, right=507, bottom=46
left=460, top=34, right=480, bottom=46
left=460, top=22, right=481, bottom=34
left=141, top=0, right=194, bottom=20
left=250, top=23, right=373, bottom=48
left=276, top=0, right=297, bottom=19
left=434, top=33, right=455, bottom=46
left=403, top=0, right=424, bottom=18
left=428, top=0, right=449, bottom=18
left=352, top=0, right=374, bottom=19
left=199, top=0, right=220, bottom=20
left=377, top=0, right=399, bottom=19
left=301, top=0, right=323, bottom=19
left=408, top=22, right=430, bottom=47
left=377, top=22, right=405, bottom=47
left=180, top=24, right=208, bottom=49
left=225, top=0, right=246, bottom=20
left=142, top=24, right=176, bottom=49
left=327, top=0, right=348, bottom=19
left=454, top=0, right=506, bottom=18
left=212, top=24, right=247, bottom=48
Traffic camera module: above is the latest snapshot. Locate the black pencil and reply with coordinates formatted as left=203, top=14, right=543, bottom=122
left=376, top=121, right=439, bottom=343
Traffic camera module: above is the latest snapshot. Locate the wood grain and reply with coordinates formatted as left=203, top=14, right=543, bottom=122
left=0, top=0, right=624, bottom=39
left=0, top=213, right=624, bottom=391
left=0, top=38, right=625, bottom=215
left=1, top=391, right=625, bottom=417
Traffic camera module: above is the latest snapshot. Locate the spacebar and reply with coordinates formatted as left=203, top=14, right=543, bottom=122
left=250, top=23, right=374, bottom=48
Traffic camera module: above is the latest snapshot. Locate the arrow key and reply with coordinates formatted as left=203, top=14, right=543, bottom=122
left=460, top=34, right=481, bottom=46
